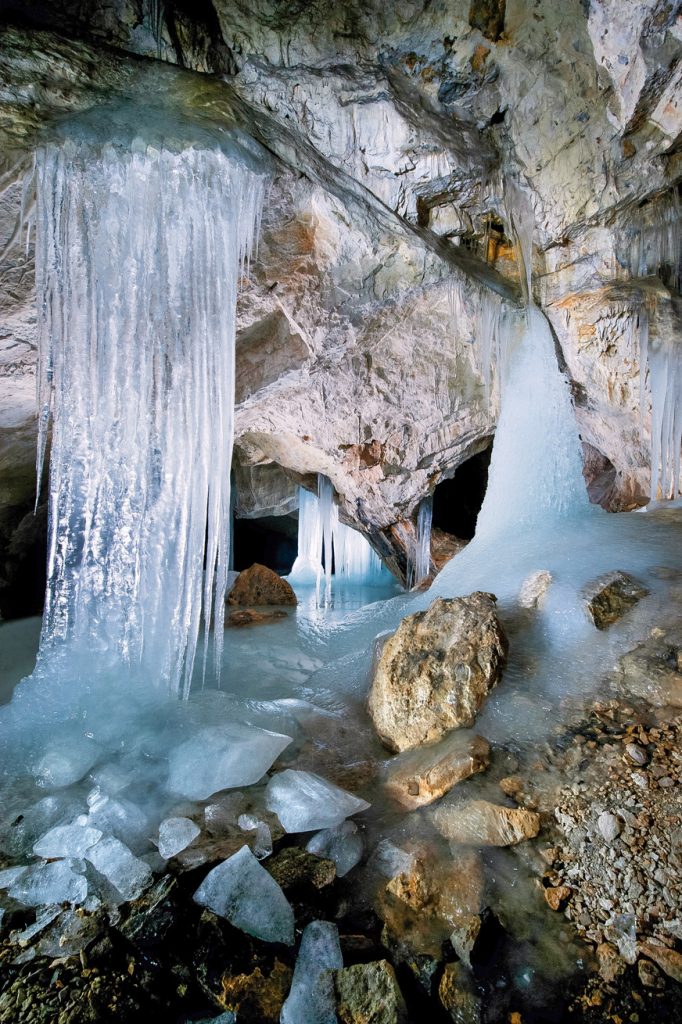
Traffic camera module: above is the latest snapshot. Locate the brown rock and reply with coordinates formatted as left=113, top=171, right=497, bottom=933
left=638, top=942, right=682, bottom=984
left=368, top=594, right=507, bottom=752
left=582, top=570, right=649, bottom=630
left=265, top=846, right=336, bottom=893
left=469, top=0, right=506, bottom=42
left=227, top=608, right=289, bottom=626
left=219, top=959, right=292, bottom=1023
left=596, top=942, right=627, bottom=983
left=439, top=961, right=481, bottom=1023
left=543, top=885, right=571, bottom=911
left=432, top=799, right=540, bottom=847
left=383, top=732, right=491, bottom=810
left=227, top=564, right=297, bottom=606
left=637, top=958, right=665, bottom=989
left=334, top=960, right=408, bottom=1024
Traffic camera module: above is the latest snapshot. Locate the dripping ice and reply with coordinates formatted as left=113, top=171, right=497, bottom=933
left=33, top=121, right=267, bottom=698
left=289, top=476, right=388, bottom=588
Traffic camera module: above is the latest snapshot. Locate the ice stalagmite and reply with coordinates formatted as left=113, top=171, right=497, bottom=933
left=33, top=119, right=267, bottom=697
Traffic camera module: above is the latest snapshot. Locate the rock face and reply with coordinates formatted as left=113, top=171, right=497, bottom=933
left=383, top=731, right=491, bottom=810
left=432, top=799, right=540, bottom=847
left=368, top=594, right=507, bottom=752
left=583, top=570, right=650, bottom=629
left=226, top=564, right=297, bottom=606
left=334, top=961, right=408, bottom=1024
left=0, top=0, right=680, bottom=589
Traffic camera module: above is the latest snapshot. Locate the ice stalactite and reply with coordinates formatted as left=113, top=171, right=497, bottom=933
left=33, top=123, right=267, bottom=698
left=406, top=495, right=433, bottom=589
left=289, top=480, right=386, bottom=586
left=640, top=314, right=682, bottom=503
left=620, top=189, right=681, bottom=292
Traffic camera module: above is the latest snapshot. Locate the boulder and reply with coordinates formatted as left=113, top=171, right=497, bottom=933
left=367, top=594, right=507, bottom=752
left=438, top=961, right=481, bottom=1024
left=432, top=799, right=540, bottom=847
left=218, top=960, right=293, bottom=1023
left=582, top=570, right=649, bottom=629
left=227, top=564, right=297, bottom=606
left=383, top=732, right=491, bottom=810
left=334, top=961, right=408, bottom=1024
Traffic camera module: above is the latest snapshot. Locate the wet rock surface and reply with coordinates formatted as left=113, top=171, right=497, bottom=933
left=334, top=960, right=408, bottom=1024
left=582, top=570, right=650, bottom=630
left=368, top=593, right=507, bottom=752
left=226, top=564, right=297, bottom=606
left=383, top=731, right=491, bottom=810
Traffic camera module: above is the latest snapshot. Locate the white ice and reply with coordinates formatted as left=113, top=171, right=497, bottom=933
left=265, top=770, right=370, bottom=833
left=32, top=736, right=101, bottom=789
left=33, top=823, right=102, bottom=859
left=281, top=920, right=343, bottom=1024
left=85, top=836, right=152, bottom=902
left=157, top=817, right=200, bottom=860
left=306, top=820, right=363, bottom=877
left=167, top=723, right=292, bottom=800
left=9, top=860, right=87, bottom=907
left=193, top=845, right=295, bottom=945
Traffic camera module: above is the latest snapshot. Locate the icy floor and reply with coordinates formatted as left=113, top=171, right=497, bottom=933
left=0, top=506, right=681, bottom=993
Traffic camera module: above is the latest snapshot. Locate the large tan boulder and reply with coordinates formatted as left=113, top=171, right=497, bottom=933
left=367, top=594, right=507, bottom=752
left=227, top=563, right=297, bottom=606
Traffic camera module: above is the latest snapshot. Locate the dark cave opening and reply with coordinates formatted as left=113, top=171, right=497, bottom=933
left=231, top=514, right=298, bottom=575
left=432, top=442, right=493, bottom=541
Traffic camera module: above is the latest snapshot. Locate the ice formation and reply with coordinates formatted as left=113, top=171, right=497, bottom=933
left=407, top=495, right=433, bottom=589
left=166, top=723, right=292, bottom=800
left=193, top=845, right=295, bottom=944
left=32, top=114, right=267, bottom=698
left=85, top=836, right=152, bottom=901
left=306, top=820, right=364, bottom=877
left=641, top=321, right=682, bottom=502
left=9, top=860, right=88, bottom=907
left=33, top=823, right=102, bottom=859
left=620, top=189, right=681, bottom=292
left=290, top=479, right=387, bottom=588
left=281, top=920, right=343, bottom=1024
left=157, top=817, right=201, bottom=860
left=265, top=769, right=370, bottom=833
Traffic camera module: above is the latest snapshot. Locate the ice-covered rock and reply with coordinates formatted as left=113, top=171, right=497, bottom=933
left=85, top=837, right=152, bottom=901
left=281, top=920, right=343, bottom=1024
left=33, top=736, right=101, bottom=789
left=157, top=817, right=201, bottom=859
left=33, top=823, right=102, bottom=859
left=432, top=799, right=540, bottom=847
left=193, top=845, right=294, bottom=944
left=306, top=821, right=363, bottom=878
left=9, top=860, right=87, bottom=907
left=167, top=723, right=292, bottom=800
left=265, top=770, right=370, bottom=833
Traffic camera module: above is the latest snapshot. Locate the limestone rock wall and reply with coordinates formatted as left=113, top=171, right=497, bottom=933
left=0, top=0, right=680, bottom=598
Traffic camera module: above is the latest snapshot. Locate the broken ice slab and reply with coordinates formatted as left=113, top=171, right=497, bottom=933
left=157, top=817, right=201, bottom=860
left=85, top=795, right=149, bottom=853
left=0, top=865, right=29, bottom=889
left=167, top=723, right=293, bottom=800
left=85, top=837, right=152, bottom=902
left=33, top=735, right=101, bottom=789
left=3, top=794, right=84, bottom=859
left=237, top=815, right=273, bottom=860
left=265, top=770, right=370, bottom=833
left=9, top=860, right=87, bottom=907
left=281, top=920, right=343, bottom=1024
left=33, top=823, right=102, bottom=859
left=306, top=820, right=363, bottom=877
left=193, top=845, right=294, bottom=945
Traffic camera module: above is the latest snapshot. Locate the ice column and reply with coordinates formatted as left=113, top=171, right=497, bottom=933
left=407, top=496, right=433, bottom=589
left=34, top=134, right=266, bottom=697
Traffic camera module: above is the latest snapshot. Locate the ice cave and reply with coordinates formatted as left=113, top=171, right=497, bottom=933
left=0, top=2, right=681, bottom=1022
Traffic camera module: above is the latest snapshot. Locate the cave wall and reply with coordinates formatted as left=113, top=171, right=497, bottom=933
left=0, top=0, right=680, bottom=601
